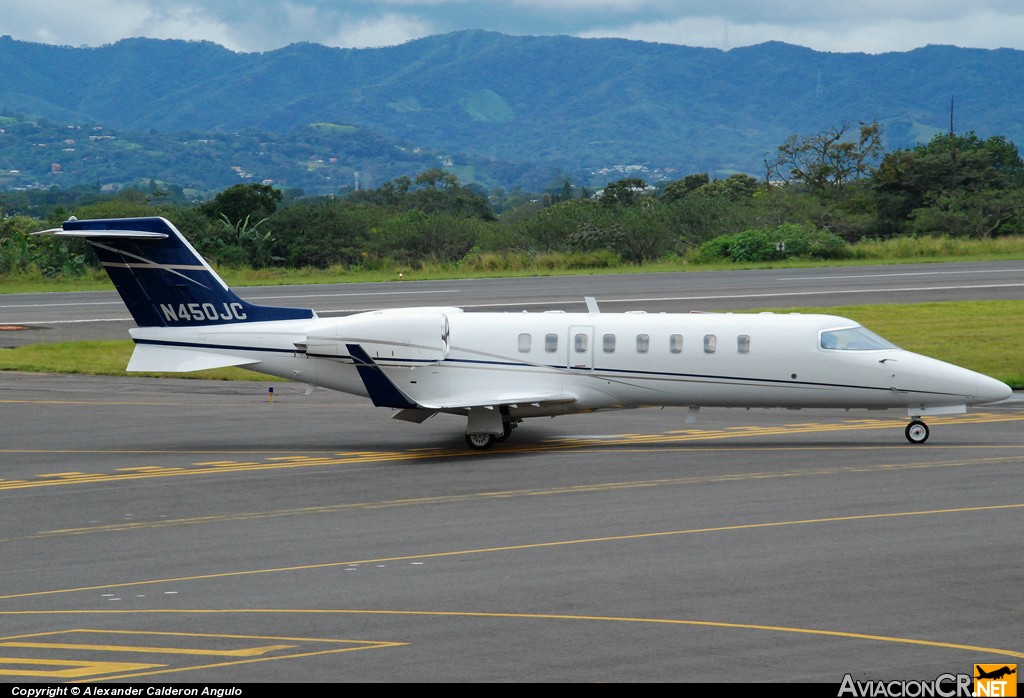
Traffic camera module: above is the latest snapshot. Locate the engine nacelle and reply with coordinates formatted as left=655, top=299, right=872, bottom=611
left=303, top=309, right=456, bottom=363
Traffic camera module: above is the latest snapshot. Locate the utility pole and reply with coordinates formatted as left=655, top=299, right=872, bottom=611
left=949, top=95, right=957, bottom=196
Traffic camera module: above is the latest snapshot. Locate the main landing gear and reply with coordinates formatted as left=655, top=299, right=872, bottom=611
left=905, top=419, right=929, bottom=444
left=465, top=419, right=518, bottom=450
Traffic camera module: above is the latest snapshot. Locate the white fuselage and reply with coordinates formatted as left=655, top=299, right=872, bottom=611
left=129, top=307, right=1011, bottom=421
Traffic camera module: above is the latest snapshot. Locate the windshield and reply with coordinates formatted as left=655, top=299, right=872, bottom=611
left=819, top=326, right=899, bottom=351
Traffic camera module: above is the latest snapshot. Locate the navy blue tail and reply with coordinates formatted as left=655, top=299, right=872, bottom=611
left=42, top=217, right=314, bottom=327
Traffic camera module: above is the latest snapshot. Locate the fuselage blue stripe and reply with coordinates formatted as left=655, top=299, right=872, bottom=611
left=134, top=338, right=300, bottom=355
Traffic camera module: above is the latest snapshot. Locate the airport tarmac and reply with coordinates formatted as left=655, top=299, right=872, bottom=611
left=1, top=372, right=1021, bottom=683
left=4, top=260, right=1024, bottom=347
left=1, top=262, right=1022, bottom=683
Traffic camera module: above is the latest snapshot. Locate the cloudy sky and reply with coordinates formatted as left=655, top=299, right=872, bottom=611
left=2, top=0, right=1023, bottom=54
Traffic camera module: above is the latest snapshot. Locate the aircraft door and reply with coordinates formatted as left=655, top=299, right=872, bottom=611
left=568, top=325, right=595, bottom=371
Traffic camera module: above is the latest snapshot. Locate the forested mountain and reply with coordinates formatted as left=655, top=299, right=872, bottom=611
left=1, top=31, right=1021, bottom=195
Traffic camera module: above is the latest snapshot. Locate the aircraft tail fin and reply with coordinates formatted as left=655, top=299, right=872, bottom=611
left=35, top=217, right=315, bottom=328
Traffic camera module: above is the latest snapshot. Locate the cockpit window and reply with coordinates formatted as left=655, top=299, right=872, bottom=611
left=819, top=326, right=898, bottom=351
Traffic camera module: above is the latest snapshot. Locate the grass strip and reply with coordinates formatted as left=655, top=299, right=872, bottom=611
left=2, top=301, right=1020, bottom=387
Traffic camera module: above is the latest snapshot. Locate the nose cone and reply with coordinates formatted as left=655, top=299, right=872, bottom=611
left=975, top=373, right=1013, bottom=404
left=900, top=352, right=1011, bottom=406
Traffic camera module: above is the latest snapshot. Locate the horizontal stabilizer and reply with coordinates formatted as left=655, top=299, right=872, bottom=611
left=127, top=343, right=258, bottom=373
left=34, top=228, right=168, bottom=240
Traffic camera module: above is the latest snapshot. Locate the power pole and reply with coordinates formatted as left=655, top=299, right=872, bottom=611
left=949, top=95, right=957, bottom=196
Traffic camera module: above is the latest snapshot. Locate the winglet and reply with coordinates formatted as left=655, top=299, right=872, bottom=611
left=346, top=344, right=419, bottom=409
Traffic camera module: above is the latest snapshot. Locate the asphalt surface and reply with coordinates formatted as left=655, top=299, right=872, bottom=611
left=3, top=260, right=1024, bottom=347
left=0, top=262, right=1022, bottom=683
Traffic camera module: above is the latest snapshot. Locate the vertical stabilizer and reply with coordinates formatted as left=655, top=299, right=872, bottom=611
left=35, top=217, right=315, bottom=328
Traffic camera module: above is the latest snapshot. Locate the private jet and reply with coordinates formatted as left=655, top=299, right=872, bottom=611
left=36, top=217, right=1012, bottom=449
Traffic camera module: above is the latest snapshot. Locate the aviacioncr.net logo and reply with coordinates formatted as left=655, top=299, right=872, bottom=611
left=975, top=664, right=1017, bottom=697
left=838, top=673, right=972, bottom=697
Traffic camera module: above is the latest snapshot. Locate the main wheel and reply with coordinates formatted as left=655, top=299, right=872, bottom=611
left=493, top=420, right=516, bottom=442
left=465, top=433, right=495, bottom=450
left=905, top=420, right=929, bottom=444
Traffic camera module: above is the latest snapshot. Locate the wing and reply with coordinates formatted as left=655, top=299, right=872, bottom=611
left=346, top=343, right=575, bottom=415
left=422, top=391, right=576, bottom=410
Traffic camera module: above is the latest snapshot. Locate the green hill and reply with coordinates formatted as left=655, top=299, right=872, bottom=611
left=1, top=31, right=1021, bottom=193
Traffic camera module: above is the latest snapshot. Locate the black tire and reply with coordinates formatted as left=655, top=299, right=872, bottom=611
left=465, top=433, right=495, bottom=450
left=905, top=420, right=929, bottom=444
left=493, top=421, right=515, bottom=442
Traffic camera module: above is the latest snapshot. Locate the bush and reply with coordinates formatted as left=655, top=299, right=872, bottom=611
left=0, top=216, right=91, bottom=277
left=693, top=223, right=849, bottom=263
left=533, top=250, right=622, bottom=269
left=462, top=252, right=531, bottom=271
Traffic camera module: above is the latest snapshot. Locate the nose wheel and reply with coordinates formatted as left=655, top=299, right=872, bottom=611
left=905, top=420, right=929, bottom=444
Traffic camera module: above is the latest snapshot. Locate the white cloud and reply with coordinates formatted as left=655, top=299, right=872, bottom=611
left=0, top=0, right=251, bottom=50
left=325, top=13, right=436, bottom=49
left=3, top=0, right=1024, bottom=52
left=1, top=0, right=151, bottom=47
left=578, top=8, right=1024, bottom=53
left=141, top=6, right=241, bottom=50
left=280, top=2, right=324, bottom=40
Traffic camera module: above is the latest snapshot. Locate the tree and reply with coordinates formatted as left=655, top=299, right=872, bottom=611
left=599, top=178, right=652, bottom=207
left=70, top=194, right=161, bottom=220
left=368, top=212, right=484, bottom=265
left=768, top=121, right=884, bottom=194
left=611, top=199, right=679, bottom=264
left=661, top=174, right=709, bottom=204
left=698, top=173, right=761, bottom=199
left=349, top=170, right=495, bottom=220
left=909, top=188, right=1024, bottom=238
left=666, top=187, right=764, bottom=247
left=199, top=183, right=282, bottom=226
left=541, top=177, right=576, bottom=204
left=512, top=199, right=601, bottom=254
left=873, top=131, right=1024, bottom=236
left=1, top=215, right=91, bottom=277
left=270, top=199, right=381, bottom=268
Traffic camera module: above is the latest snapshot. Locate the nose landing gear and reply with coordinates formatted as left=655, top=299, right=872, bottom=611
left=905, top=420, right=929, bottom=444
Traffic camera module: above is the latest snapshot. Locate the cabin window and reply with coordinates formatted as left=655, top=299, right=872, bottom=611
left=518, top=333, right=531, bottom=353
left=669, top=334, right=683, bottom=353
left=636, top=334, right=650, bottom=353
left=704, top=334, right=717, bottom=353
left=574, top=333, right=588, bottom=353
left=545, top=333, right=558, bottom=353
left=819, top=326, right=898, bottom=351
left=603, top=333, right=616, bottom=353
left=737, top=334, right=750, bottom=354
